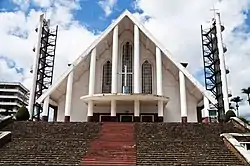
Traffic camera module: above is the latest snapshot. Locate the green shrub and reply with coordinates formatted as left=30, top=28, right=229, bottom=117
left=16, top=106, right=30, bottom=121
left=238, top=116, right=249, bottom=124
left=225, top=110, right=236, bottom=122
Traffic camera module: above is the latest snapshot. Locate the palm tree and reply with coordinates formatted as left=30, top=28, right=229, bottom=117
left=230, top=96, right=243, bottom=116
left=242, top=87, right=250, bottom=105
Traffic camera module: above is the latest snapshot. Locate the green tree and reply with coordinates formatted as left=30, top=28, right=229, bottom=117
left=225, top=110, right=236, bottom=122
left=16, top=106, right=30, bottom=121
left=242, top=87, right=250, bottom=106
left=230, top=96, right=243, bottom=116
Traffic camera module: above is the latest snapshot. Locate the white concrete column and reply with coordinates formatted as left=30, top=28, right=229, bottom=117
left=87, top=100, right=94, bottom=117
left=111, top=100, right=116, bottom=116
left=215, top=12, right=229, bottom=112
left=110, top=26, right=118, bottom=121
left=179, top=70, right=187, bottom=123
left=134, top=100, right=140, bottom=122
left=87, top=48, right=97, bottom=122
left=28, top=14, right=44, bottom=120
left=156, top=47, right=163, bottom=96
left=111, top=100, right=117, bottom=121
left=156, top=47, right=163, bottom=122
left=158, top=100, right=164, bottom=116
left=203, top=95, right=210, bottom=123
left=89, top=48, right=96, bottom=95
left=42, top=96, right=50, bottom=121
left=134, top=24, right=140, bottom=94
left=64, top=71, right=74, bottom=122
left=111, top=25, right=118, bottom=93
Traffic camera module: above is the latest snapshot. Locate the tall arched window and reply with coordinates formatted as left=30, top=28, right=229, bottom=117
left=102, top=61, right=112, bottom=93
left=142, top=60, right=152, bottom=94
left=122, top=42, right=133, bottom=93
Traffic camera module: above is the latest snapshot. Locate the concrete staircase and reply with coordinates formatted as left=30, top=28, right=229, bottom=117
left=82, top=123, right=136, bottom=166
left=0, top=122, right=100, bottom=165
left=135, top=122, right=247, bottom=165
left=0, top=121, right=247, bottom=165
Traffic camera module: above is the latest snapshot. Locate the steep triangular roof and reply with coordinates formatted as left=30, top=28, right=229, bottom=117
left=37, top=10, right=216, bottom=104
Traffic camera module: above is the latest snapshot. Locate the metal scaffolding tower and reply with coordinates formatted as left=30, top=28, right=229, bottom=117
left=28, top=14, right=58, bottom=121
left=201, top=13, right=229, bottom=122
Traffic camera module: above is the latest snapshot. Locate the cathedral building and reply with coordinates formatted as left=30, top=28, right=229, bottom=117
left=35, top=10, right=216, bottom=123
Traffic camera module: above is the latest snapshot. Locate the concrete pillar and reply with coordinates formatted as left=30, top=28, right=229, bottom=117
left=157, top=100, right=164, bottom=122
left=111, top=25, right=118, bottom=119
left=203, top=95, right=210, bottom=123
left=179, top=70, right=187, bottom=123
left=134, top=24, right=140, bottom=94
left=134, top=100, right=140, bottom=122
left=88, top=48, right=96, bottom=95
left=87, top=48, right=97, bottom=122
left=156, top=47, right=163, bottom=122
left=87, top=100, right=94, bottom=122
left=42, top=96, right=50, bottom=122
left=134, top=25, right=140, bottom=122
left=215, top=12, right=229, bottom=112
left=111, top=25, right=118, bottom=94
left=111, top=100, right=117, bottom=122
left=28, top=14, right=44, bottom=120
left=64, top=71, right=74, bottom=122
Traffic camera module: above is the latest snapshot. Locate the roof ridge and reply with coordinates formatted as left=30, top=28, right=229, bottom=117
left=36, top=10, right=216, bottom=105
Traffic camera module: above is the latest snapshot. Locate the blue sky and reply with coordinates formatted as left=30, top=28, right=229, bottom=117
left=0, top=0, right=144, bottom=75
left=0, top=0, right=142, bottom=32
left=1, top=0, right=250, bottom=117
left=74, top=0, right=142, bottom=32
left=0, top=0, right=250, bottom=84
left=1, top=0, right=250, bottom=84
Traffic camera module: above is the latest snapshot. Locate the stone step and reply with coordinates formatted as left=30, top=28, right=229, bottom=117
left=82, top=160, right=136, bottom=165
left=0, top=122, right=101, bottom=165
left=82, top=123, right=136, bottom=165
left=135, top=123, right=246, bottom=165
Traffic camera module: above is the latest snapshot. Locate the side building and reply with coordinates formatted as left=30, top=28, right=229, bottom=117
left=0, top=82, right=29, bottom=116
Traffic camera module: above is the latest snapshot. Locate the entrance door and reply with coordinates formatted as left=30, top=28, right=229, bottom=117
left=120, top=115, right=133, bottom=122
left=100, top=115, right=111, bottom=122
left=141, top=115, right=154, bottom=122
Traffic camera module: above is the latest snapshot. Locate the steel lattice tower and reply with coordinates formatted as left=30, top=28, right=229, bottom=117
left=28, top=14, right=58, bottom=121
left=201, top=15, right=229, bottom=122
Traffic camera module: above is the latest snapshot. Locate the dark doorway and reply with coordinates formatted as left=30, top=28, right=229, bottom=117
left=141, top=115, right=154, bottom=122
left=100, top=115, right=111, bottom=122
left=120, top=115, right=133, bottom=122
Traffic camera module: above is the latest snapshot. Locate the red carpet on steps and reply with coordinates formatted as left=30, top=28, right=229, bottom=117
left=82, top=123, right=136, bottom=166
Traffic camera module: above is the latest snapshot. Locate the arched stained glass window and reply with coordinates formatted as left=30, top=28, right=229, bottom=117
left=142, top=60, right=152, bottom=94
left=122, top=42, right=133, bottom=93
left=102, top=61, right=112, bottom=93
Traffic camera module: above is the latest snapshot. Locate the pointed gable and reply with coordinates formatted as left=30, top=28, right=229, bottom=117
left=37, top=10, right=216, bottom=105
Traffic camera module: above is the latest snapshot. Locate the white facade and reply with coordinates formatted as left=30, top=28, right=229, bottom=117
left=37, top=11, right=216, bottom=123
left=0, top=82, right=29, bottom=115
left=55, top=25, right=199, bottom=122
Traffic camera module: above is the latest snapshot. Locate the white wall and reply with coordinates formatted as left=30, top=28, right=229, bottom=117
left=56, top=29, right=199, bottom=122
left=57, top=71, right=89, bottom=122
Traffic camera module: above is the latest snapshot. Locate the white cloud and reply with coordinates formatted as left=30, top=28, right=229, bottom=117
left=0, top=0, right=96, bottom=93
left=134, top=0, right=250, bottom=117
left=32, top=0, right=52, bottom=8
left=11, top=0, right=30, bottom=11
left=0, top=59, right=24, bottom=82
left=98, top=0, right=117, bottom=17
left=2, top=0, right=250, bottom=119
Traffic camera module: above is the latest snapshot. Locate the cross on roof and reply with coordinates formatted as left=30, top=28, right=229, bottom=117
left=210, top=5, right=219, bottom=19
